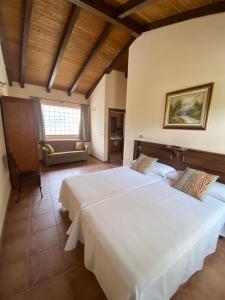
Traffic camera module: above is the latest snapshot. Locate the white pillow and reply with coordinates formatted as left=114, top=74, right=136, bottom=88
left=208, top=182, right=225, bottom=202
left=128, top=160, right=136, bottom=167
left=166, top=170, right=184, bottom=182
left=149, top=162, right=176, bottom=178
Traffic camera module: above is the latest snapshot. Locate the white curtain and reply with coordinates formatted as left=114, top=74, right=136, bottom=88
left=79, top=105, right=90, bottom=141
left=30, top=97, right=45, bottom=142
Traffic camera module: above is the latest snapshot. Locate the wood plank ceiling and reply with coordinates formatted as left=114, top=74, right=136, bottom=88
left=0, top=0, right=224, bottom=98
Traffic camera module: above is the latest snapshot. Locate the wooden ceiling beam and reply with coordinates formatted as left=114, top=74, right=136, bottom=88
left=69, top=0, right=143, bottom=37
left=20, top=0, right=33, bottom=88
left=144, top=2, right=225, bottom=32
left=85, top=37, right=135, bottom=99
left=117, top=0, right=155, bottom=19
left=47, top=6, right=81, bottom=92
left=68, top=23, right=113, bottom=96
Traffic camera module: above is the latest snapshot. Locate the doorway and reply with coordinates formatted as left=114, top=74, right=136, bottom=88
left=108, top=108, right=125, bottom=164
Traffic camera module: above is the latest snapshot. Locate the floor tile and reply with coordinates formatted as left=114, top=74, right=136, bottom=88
left=54, top=207, right=71, bottom=228
left=0, top=259, right=28, bottom=298
left=51, top=193, right=60, bottom=202
left=66, top=268, right=107, bottom=300
left=25, top=274, right=73, bottom=300
left=8, top=195, right=31, bottom=212
left=3, top=219, right=29, bottom=241
left=49, top=178, right=64, bottom=188
left=57, top=224, right=68, bottom=244
left=30, top=212, right=56, bottom=233
left=51, top=186, right=61, bottom=194
left=31, top=193, right=52, bottom=206
left=31, top=201, right=53, bottom=217
left=53, top=200, right=62, bottom=210
left=51, top=190, right=61, bottom=198
left=1, top=235, right=28, bottom=264
left=33, top=186, right=49, bottom=196
left=28, top=245, right=65, bottom=287
left=171, top=249, right=225, bottom=300
left=60, top=243, right=84, bottom=271
left=3, top=292, right=26, bottom=300
left=6, top=207, right=30, bottom=224
left=29, top=226, right=60, bottom=255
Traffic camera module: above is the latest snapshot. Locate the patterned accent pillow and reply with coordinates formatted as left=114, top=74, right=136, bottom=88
left=44, top=144, right=54, bottom=154
left=174, top=167, right=219, bottom=200
left=131, top=154, right=158, bottom=174
left=75, top=142, right=85, bottom=151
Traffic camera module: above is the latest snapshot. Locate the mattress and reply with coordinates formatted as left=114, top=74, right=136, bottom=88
left=80, top=181, right=225, bottom=300
left=59, top=166, right=163, bottom=250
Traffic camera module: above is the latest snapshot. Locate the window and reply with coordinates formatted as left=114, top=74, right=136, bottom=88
left=42, top=104, right=80, bottom=136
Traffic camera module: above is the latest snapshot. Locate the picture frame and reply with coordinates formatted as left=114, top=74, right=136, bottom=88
left=163, top=83, right=214, bottom=130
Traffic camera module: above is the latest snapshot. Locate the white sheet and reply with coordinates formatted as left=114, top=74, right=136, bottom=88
left=80, top=182, right=225, bottom=300
left=59, top=166, right=163, bottom=250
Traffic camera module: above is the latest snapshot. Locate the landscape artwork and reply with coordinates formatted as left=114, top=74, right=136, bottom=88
left=163, top=83, right=213, bottom=130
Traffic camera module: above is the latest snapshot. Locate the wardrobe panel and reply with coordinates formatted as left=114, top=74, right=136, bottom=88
left=1, top=96, right=39, bottom=173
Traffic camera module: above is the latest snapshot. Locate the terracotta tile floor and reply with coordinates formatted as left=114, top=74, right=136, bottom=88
left=0, top=157, right=225, bottom=300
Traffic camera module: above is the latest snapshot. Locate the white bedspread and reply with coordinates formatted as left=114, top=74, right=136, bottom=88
left=81, top=182, right=225, bottom=300
left=59, top=166, right=162, bottom=250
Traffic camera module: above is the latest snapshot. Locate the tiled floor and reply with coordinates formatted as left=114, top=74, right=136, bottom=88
left=0, top=157, right=225, bottom=300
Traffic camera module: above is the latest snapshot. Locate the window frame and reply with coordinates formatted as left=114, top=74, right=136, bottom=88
left=41, top=103, right=81, bottom=139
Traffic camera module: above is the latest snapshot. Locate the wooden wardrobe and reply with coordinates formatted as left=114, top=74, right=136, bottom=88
left=1, top=96, right=40, bottom=186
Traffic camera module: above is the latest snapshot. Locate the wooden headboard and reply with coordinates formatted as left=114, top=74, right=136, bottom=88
left=133, top=140, right=225, bottom=184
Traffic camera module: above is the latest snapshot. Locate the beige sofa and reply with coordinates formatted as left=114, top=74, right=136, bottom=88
left=41, top=140, right=89, bottom=166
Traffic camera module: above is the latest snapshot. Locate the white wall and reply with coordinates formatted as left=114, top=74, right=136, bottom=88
left=124, top=13, right=225, bottom=165
left=0, top=47, right=11, bottom=239
left=105, top=70, right=127, bottom=110
left=89, top=70, right=127, bottom=161
left=8, top=82, right=87, bottom=105
left=89, top=77, right=106, bottom=161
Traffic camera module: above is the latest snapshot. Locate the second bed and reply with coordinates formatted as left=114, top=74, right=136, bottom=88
left=60, top=165, right=164, bottom=250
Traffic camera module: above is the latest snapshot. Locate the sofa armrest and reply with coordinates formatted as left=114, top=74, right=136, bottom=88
left=42, top=147, right=49, bottom=160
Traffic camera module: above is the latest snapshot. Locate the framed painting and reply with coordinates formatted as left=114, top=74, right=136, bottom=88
left=163, top=83, right=214, bottom=130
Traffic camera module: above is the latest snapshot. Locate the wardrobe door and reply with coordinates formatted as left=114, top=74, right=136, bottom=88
left=1, top=96, right=39, bottom=172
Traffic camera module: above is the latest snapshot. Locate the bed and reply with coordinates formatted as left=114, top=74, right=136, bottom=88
left=59, top=140, right=225, bottom=299
left=81, top=181, right=225, bottom=300
left=59, top=165, right=163, bottom=250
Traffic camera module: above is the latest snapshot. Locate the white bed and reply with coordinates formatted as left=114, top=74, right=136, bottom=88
left=79, top=181, right=225, bottom=300
left=59, top=166, right=163, bottom=250
left=59, top=152, right=225, bottom=299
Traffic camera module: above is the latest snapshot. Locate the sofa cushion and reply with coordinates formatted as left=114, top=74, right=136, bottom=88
left=75, top=142, right=85, bottom=151
left=48, top=150, right=85, bottom=159
left=45, top=150, right=88, bottom=166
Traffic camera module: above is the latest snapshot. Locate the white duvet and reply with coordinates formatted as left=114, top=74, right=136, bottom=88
left=59, top=166, right=162, bottom=250
left=81, top=182, right=225, bottom=300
